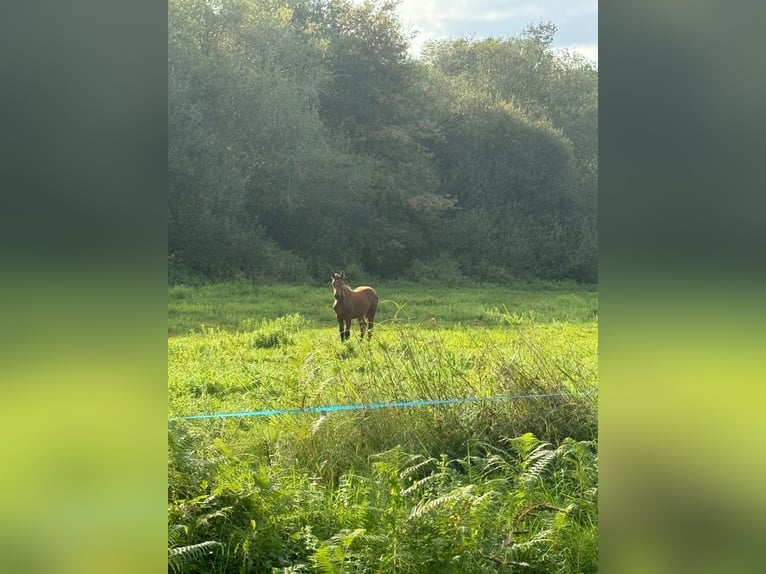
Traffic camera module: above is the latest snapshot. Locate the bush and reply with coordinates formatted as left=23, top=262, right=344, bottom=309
left=251, top=314, right=309, bottom=349
left=168, top=252, right=204, bottom=286
left=404, top=255, right=466, bottom=285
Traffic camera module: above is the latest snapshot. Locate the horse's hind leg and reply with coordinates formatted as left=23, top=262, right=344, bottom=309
left=358, top=319, right=366, bottom=339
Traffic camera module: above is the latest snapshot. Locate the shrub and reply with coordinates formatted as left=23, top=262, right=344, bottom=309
left=251, top=314, right=309, bottom=348
left=403, top=255, right=466, bottom=285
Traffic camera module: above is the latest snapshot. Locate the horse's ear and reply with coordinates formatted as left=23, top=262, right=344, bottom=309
left=340, top=272, right=345, bottom=278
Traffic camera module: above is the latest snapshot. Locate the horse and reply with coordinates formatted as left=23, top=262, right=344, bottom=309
left=331, top=272, right=378, bottom=341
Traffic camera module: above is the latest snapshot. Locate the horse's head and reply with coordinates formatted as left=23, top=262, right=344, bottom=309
left=331, top=272, right=345, bottom=302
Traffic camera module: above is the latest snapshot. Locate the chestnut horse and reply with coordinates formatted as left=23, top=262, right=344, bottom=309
left=331, top=272, right=378, bottom=341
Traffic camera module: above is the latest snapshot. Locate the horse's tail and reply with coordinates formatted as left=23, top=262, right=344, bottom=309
left=366, top=293, right=378, bottom=339
left=367, top=292, right=378, bottom=323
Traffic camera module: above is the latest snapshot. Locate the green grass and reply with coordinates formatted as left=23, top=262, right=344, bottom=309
left=168, top=282, right=598, bottom=573
left=168, top=280, right=598, bottom=336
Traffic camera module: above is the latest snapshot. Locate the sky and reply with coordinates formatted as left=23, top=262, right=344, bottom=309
left=393, top=0, right=598, bottom=63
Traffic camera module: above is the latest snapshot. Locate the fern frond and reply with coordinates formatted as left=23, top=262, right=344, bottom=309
left=471, top=490, right=497, bottom=507
left=398, top=456, right=437, bottom=480
left=502, top=432, right=542, bottom=461
left=168, top=540, right=221, bottom=574
left=334, top=527, right=367, bottom=548
left=312, top=544, right=343, bottom=574
left=408, top=484, right=476, bottom=519
left=521, top=445, right=556, bottom=486
left=478, top=453, right=514, bottom=479
left=402, top=472, right=439, bottom=496
left=167, top=524, right=187, bottom=548
left=508, top=528, right=555, bottom=552
left=194, top=505, right=232, bottom=528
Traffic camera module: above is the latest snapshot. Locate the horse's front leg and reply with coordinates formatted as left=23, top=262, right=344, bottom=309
left=343, top=318, right=352, bottom=341
left=337, top=316, right=346, bottom=341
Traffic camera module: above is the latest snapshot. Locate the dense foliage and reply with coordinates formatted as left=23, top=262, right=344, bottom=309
left=169, top=0, right=598, bottom=284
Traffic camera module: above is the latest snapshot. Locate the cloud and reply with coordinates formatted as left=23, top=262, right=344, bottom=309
left=554, top=43, right=599, bottom=64
left=393, top=0, right=597, bottom=58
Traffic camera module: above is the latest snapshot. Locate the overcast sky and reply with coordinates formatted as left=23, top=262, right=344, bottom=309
left=393, top=0, right=598, bottom=63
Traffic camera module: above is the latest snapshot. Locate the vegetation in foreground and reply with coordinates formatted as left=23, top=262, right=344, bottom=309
left=169, top=282, right=598, bottom=573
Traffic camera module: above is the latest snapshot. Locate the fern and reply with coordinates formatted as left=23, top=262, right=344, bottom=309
left=398, top=455, right=437, bottom=481
left=311, top=544, right=344, bottom=574
left=408, top=484, right=476, bottom=519
left=402, top=472, right=440, bottom=496
left=168, top=539, right=222, bottom=574
left=520, top=441, right=556, bottom=487
left=311, top=529, right=373, bottom=574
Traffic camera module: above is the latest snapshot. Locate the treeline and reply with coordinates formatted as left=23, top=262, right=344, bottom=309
left=169, top=0, right=598, bottom=284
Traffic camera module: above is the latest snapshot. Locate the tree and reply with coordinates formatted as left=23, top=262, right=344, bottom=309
left=168, top=2, right=597, bottom=283
left=423, top=29, right=597, bottom=281
left=291, top=0, right=452, bottom=276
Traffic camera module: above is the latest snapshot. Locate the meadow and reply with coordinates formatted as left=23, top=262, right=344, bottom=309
left=168, top=281, right=598, bottom=573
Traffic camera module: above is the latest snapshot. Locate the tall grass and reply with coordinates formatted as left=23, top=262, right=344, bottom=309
left=168, top=283, right=597, bottom=572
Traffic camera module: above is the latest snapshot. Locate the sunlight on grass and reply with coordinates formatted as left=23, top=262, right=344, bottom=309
left=168, top=282, right=598, bottom=573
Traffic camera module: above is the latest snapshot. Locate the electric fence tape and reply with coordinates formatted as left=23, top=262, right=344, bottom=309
left=169, top=390, right=597, bottom=421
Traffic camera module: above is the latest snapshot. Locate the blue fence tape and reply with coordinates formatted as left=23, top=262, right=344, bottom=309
left=169, top=391, right=597, bottom=421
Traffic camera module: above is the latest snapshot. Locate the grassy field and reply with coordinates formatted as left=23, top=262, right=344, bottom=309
left=168, top=281, right=598, bottom=573
left=168, top=281, right=597, bottom=335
